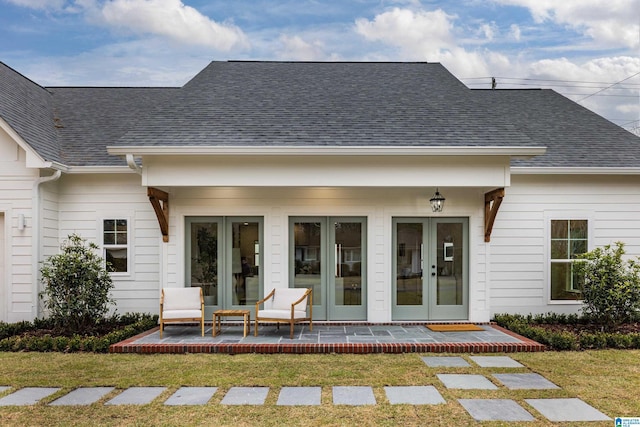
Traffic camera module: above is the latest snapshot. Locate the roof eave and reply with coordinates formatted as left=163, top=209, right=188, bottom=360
left=107, top=145, right=547, bottom=157
left=512, top=166, right=640, bottom=175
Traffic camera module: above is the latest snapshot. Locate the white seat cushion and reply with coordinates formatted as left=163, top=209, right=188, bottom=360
left=258, top=309, right=308, bottom=320
left=162, top=309, right=202, bottom=319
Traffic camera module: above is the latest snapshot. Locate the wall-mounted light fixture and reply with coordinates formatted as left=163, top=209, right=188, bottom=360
left=17, top=214, right=25, bottom=231
left=430, top=189, right=445, bottom=212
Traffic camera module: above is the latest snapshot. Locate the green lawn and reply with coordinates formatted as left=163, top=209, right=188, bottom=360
left=0, top=350, right=638, bottom=426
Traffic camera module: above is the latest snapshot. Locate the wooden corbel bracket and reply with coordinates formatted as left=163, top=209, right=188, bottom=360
left=148, top=187, right=169, bottom=242
left=484, top=188, right=505, bottom=242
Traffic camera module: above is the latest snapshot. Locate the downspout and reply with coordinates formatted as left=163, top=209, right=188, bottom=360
left=32, top=169, right=62, bottom=319
left=126, top=154, right=142, bottom=175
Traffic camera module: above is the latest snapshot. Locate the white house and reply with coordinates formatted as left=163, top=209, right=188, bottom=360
left=1, top=60, right=639, bottom=324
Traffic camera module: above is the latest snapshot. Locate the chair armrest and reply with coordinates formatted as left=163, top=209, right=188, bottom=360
left=291, top=288, right=312, bottom=309
left=255, top=288, right=276, bottom=311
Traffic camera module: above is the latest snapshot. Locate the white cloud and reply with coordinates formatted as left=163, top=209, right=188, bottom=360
left=478, top=23, right=497, bottom=41
left=276, top=35, right=327, bottom=61
left=492, top=0, right=640, bottom=48
left=97, top=0, right=249, bottom=51
left=510, top=23, right=521, bottom=41
left=355, top=8, right=457, bottom=58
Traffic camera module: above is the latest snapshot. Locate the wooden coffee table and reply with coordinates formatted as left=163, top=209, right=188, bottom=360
left=212, top=309, right=250, bottom=337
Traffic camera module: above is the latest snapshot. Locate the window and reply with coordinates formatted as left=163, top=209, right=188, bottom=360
left=103, top=219, right=128, bottom=273
left=550, top=219, right=587, bottom=300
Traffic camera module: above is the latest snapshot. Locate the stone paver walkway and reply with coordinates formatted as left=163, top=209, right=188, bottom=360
left=0, top=355, right=612, bottom=423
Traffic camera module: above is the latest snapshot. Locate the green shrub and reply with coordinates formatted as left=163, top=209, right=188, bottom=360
left=0, top=313, right=157, bottom=353
left=575, top=242, right=640, bottom=328
left=39, top=234, right=115, bottom=333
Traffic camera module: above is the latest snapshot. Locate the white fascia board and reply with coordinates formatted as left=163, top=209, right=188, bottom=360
left=64, top=166, right=135, bottom=174
left=108, top=145, right=547, bottom=157
left=512, top=166, right=640, bottom=175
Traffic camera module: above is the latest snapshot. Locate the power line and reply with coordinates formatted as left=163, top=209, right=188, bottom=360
left=577, top=71, right=640, bottom=101
left=461, top=76, right=640, bottom=86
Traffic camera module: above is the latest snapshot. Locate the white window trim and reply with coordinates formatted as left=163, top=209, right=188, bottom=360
left=101, top=217, right=132, bottom=278
left=545, top=212, right=592, bottom=305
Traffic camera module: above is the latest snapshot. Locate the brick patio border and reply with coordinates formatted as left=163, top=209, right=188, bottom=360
left=109, top=323, right=546, bottom=354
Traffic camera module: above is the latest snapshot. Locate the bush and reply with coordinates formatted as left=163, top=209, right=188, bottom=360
left=575, top=242, right=640, bottom=328
left=0, top=314, right=157, bottom=353
left=494, top=313, right=640, bottom=351
left=39, top=234, right=115, bottom=333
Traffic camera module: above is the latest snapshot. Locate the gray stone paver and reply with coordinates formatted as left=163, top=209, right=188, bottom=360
left=132, top=324, right=526, bottom=345
left=0, top=387, right=61, bottom=406
left=421, top=356, right=470, bottom=367
left=493, top=373, right=559, bottom=390
left=277, top=387, right=321, bottom=406
left=470, top=356, right=524, bottom=368
left=332, top=386, right=376, bottom=405
left=384, top=386, right=445, bottom=405
left=164, top=387, right=217, bottom=405
left=459, top=399, right=535, bottom=422
left=105, top=387, right=166, bottom=405
left=49, top=387, right=115, bottom=406
left=221, top=387, right=269, bottom=405
left=437, top=374, right=498, bottom=390
left=525, top=398, right=611, bottom=422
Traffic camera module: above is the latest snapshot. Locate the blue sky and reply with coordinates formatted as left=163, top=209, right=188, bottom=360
left=1, top=0, right=639, bottom=133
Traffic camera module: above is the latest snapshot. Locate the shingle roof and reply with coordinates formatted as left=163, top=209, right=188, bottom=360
left=0, top=62, right=60, bottom=163
left=50, top=87, right=177, bottom=166
left=473, top=89, right=640, bottom=168
left=1, top=60, right=638, bottom=169
left=118, top=61, right=535, bottom=148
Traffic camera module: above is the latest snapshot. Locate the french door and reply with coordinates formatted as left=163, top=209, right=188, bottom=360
left=392, top=217, right=468, bottom=320
left=290, top=217, right=367, bottom=320
left=186, top=217, right=263, bottom=316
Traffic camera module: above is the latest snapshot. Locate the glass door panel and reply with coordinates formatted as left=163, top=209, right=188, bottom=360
left=329, top=218, right=366, bottom=320
left=186, top=218, right=221, bottom=309
left=228, top=220, right=261, bottom=308
left=292, top=220, right=325, bottom=319
left=395, top=223, right=423, bottom=306
left=430, top=219, right=468, bottom=319
left=392, top=219, right=427, bottom=320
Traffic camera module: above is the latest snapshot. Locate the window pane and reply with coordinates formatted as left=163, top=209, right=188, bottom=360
left=103, top=220, right=115, bottom=232
left=570, top=220, right=588, bottom=239
left=190, top=222, right=218, bottom=305
left=294, top=222, right=322, bottom=303
left=103, top=233, right=115, bottom=245
left=570, top=240, right=587, bottom=258
left=335, top=222, right=362, bottom=306
left=550, top=240, right=568, bottom=260
left=550, top=220, right=568, bottom=239
left=106, top=248, right=127, bottom=272
left=396, top=223, right=422, bottom=305
left=232, top=221, right=260, bottom=306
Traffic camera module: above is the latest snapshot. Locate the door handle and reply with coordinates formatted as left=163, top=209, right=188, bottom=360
left=431, top=272, right=436, bottom=276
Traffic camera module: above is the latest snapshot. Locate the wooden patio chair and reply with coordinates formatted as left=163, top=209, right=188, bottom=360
left=255, top=288, right=313, bottom=339
left=159, top=287, right=205, bottom=338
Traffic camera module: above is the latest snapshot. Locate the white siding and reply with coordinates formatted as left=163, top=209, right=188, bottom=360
left=57, top=174, right=161, bottom=315
left=0, top=129, right=39, bottom=322
left=489, top=174, right=640, bottom=316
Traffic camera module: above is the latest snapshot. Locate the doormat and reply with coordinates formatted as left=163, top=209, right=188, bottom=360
left=426, top=324, right=484, bottom=332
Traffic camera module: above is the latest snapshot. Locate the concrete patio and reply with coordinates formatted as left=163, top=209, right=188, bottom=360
left=109, top=322, right=544, bottom=354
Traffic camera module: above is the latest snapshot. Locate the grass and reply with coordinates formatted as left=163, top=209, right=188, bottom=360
left=0, top=350, right=638, bottom=426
